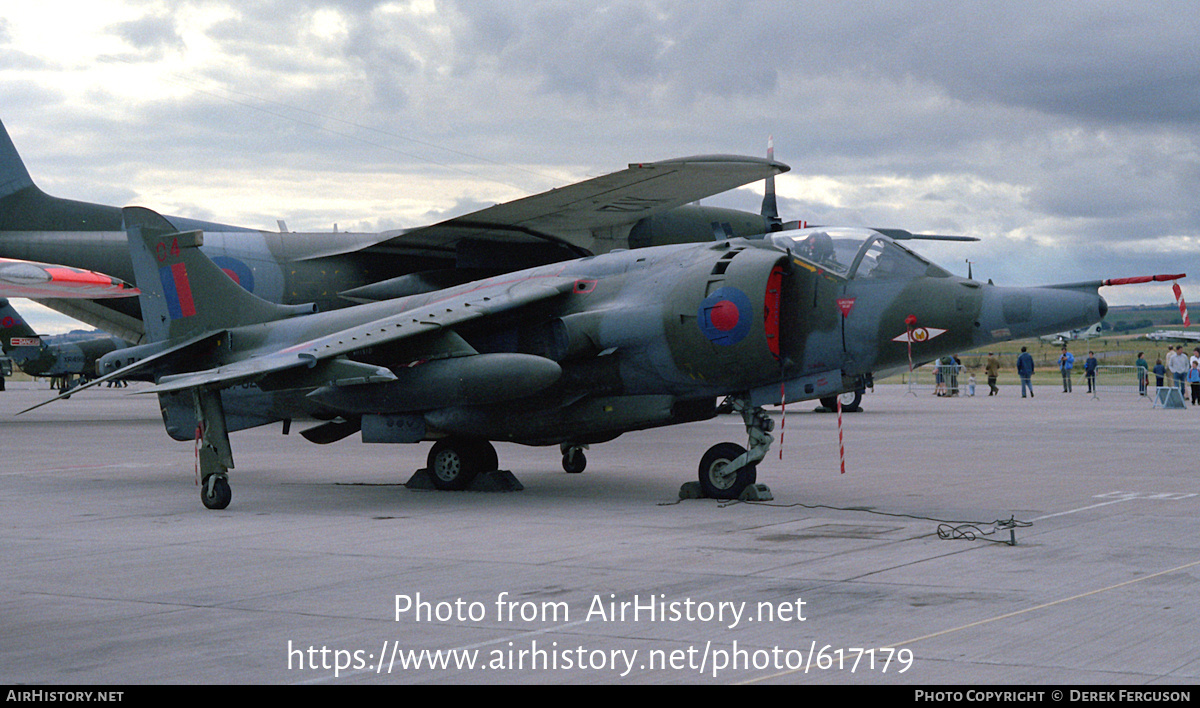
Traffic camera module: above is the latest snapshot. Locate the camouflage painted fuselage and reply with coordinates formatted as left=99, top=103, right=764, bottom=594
left=129, top=229, right=1104, bottom=448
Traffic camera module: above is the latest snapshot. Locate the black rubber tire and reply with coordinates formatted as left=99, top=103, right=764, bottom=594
left=697, top=442, right=757, bottom=500
left=562, top=448, right=587, bottom=474
left=820, top=389, right=862, bottom=412
left=426, top=439, right=492, bottom=491
left=201, top=476, right=232, bottom=510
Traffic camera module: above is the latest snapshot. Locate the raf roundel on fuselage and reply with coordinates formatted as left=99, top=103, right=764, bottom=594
left=698, top=286, right=753, bottom=346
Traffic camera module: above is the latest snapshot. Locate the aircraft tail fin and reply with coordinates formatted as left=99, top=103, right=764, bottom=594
left=0, top=297, right=43, bottom=354
left=124, top=206, right=316, bottom=342
left=0, top=120, right=35, bottom=200
left=1, top=119, right=126, bottom=232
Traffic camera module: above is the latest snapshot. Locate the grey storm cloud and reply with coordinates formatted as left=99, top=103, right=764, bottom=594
left=431, top=1, right=1200, bottom=125
left=3, top=0, right=1198, bottom=309
left=108, top=13, right=186, bottom=57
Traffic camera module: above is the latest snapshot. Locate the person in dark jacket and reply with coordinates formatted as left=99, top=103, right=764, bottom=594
left=1084, top=351, right=1098, bottom=393
left=1190, top=361, right=1200, bottom=405
left=1017, top=346, right=1035, bottom=398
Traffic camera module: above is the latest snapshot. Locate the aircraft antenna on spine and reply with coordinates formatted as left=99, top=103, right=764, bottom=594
left=760, top=136, right=782, bottom=232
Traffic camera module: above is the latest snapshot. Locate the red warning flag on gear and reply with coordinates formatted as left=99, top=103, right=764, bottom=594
left=1174, top=282, right=1190, bottom=327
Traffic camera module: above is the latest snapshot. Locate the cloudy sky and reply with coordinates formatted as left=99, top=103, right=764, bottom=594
left=2, top=0, right=1198, bottom=332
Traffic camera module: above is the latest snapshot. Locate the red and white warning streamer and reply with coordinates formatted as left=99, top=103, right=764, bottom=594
left=779, top=380, right=786, bottom=460
left=1101, top=273, right=1188, bottom=326
left=836, top=395, right=845, bottom=475
left=904, top=314, right=918, bottom=374
left=1175, top=282, right=1190, bottom=327
left=194, top=424, right=203, bottom=487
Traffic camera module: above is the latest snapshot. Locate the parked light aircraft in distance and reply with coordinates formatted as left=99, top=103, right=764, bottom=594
left=1146, top=330, right=1200, bottom=342
left=24, top=205, right=1179, bottom=510
left=1039, top=323, right=1103, bottom=344
left=0, top=298, right=129, bottom=390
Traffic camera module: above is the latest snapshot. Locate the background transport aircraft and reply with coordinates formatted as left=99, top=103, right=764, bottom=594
left=0, top=119, right=789, bottom=344
left=0, top=298, right=129, bottom=390
left=27, top=205, right=1148, bottom=510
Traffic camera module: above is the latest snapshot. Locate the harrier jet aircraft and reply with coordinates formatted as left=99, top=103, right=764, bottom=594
left=0, top=119, right=788, bottom=344
left=0, top=299, right=129, bottom=389
left=26, top=206, right=1169, bottom=510
left=1039, top=323, right=1103, bottom=344
left=0, top=258, right=134, bottom=389
left=1146, top=330, right=1200, bottom=343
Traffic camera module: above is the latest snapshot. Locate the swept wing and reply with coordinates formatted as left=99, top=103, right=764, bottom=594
left=143, top=275, right=579, bottom=394
left=302, top=155, right=789, bottom=260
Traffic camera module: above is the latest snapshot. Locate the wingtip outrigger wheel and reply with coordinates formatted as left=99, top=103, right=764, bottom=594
left=561, top=443, right=588, bottom=474
left=194, top=388, right=235, bottom=510
left=201, top=472, right=232, bottom=510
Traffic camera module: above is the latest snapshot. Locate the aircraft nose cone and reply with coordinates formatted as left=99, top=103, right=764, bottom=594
left=975, top=285, right=1105, bottom=344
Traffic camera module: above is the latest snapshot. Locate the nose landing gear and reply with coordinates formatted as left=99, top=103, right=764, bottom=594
left=696, top=398, right=774, bottom=500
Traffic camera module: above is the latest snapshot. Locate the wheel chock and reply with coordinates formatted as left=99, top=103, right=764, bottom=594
left=405, top=468, right=524, bottom=492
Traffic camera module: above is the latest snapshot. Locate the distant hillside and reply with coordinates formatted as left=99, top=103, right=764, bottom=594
left=1103, top=304, right=1185, bottom=333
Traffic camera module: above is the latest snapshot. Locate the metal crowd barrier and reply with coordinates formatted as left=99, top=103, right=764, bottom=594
left=899, top=365, right=1187, bottom=402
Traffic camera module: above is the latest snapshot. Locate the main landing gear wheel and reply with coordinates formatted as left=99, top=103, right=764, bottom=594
left=562, top=446, right=587, bottom=474
left=820, top=389, right=862, bottom=412
left=426, top=438, right=497, bottom=491
left=200, top=476, right=232, bottom=510
left=698, top=442, right=757, bottom=500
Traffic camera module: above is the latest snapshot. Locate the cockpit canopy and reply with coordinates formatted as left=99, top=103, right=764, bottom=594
left=770, top=227, right=950, bottom=280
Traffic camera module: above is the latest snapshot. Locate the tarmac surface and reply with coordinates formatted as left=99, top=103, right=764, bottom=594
left=1, top=379, right=1198, bottom=685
